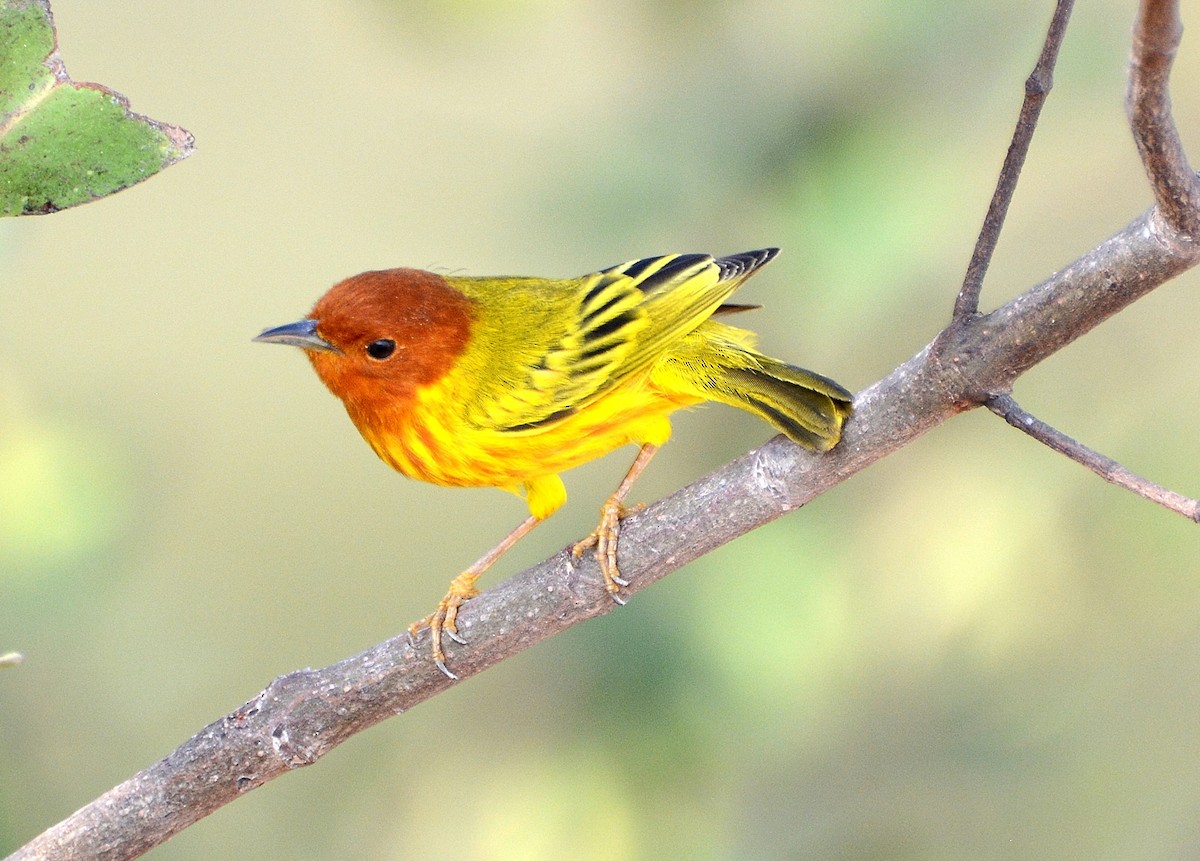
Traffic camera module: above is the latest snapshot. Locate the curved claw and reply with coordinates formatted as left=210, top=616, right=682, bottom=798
left=409, top=514, right=545, bottom=680
left=574, top=498, right=645, bottom=602
left=408, top=574, right=480, bottom=680
left=429, top=614, right=463, bottom=680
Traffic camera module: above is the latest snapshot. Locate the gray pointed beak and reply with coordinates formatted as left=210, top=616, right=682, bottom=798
left=254, top=318, right=341, bottom=353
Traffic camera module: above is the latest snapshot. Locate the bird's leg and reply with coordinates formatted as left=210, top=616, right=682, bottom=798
left=572, top=443, right=659, bottom=604
left=410, top=514, right=541, bottom=680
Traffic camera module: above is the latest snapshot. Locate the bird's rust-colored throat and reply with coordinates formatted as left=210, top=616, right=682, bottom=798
left=306, top=268, right=474, bottom=417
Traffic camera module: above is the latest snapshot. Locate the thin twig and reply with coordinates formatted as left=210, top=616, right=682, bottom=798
left=1128, top=0, right=1200, bottom=237
left=978, top=0, right=1200, bottom=522
left=988, top=394, right=1200, bottom=521
left=953, top=0, right=1075, bottom=319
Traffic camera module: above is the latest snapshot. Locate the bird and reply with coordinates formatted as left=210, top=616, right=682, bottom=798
left=255, top=248, right=853, bottom=678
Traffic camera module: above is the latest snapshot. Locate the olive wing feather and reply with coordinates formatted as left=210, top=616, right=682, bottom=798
left=459, top=250, right=777, bottom=431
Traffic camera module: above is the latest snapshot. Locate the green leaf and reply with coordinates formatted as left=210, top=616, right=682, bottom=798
left=0, top=0, right=194, bottom=216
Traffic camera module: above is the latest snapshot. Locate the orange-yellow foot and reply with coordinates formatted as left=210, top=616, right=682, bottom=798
left=407, top=573, right=480, bottom=680
left=572, top=499, right=646, bottom=604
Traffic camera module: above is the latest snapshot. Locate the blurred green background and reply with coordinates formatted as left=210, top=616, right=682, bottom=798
left=3, top=1, right=1200, bottom=858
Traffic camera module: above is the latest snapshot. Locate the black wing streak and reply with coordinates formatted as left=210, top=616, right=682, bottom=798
left=582, top=274, right=620, bottom=307
left=505, top=406, right=578, bottom=431
left=588, top=310, right=638, bottom=342
left=620, top=256, right=659, bottom=280
left=580, top=292, right=625, bottom=329
left=579, top=340, right=620, bottom=362
left=637, top=254, right=709, bottom=292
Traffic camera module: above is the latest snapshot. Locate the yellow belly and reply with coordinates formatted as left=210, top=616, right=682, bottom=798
left=357, top=378, right=697, bottom=497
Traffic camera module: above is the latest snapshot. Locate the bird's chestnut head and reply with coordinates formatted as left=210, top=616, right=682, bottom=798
left=256, top=268, right=474, bottom=420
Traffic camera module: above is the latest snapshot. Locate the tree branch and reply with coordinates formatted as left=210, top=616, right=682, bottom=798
left=954, top=0, right=1075, bottom=318
left=974, top=0, right=1200, bottom=516
left=11, top=206, right=1200, bottom=861
left=987, top=394, right=1200, bottom=521
left=1128, top=0, right=1200, bottom=236
left=10, top=1, right=1200, bottom=859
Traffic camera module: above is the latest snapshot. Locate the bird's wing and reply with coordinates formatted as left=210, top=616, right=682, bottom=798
left=463, top=250, right=776, bottom=431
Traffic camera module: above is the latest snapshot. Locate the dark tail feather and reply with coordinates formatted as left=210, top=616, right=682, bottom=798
left=711, top=302, right=762, bottom=316
left=719, top=362, right=853, bottom=451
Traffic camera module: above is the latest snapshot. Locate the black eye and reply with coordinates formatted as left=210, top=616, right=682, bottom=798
left=365, top=339, right=396, bottom=360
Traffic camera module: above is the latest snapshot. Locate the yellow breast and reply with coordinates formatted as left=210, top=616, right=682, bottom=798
left=356, top=370, right=696, bottom=495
